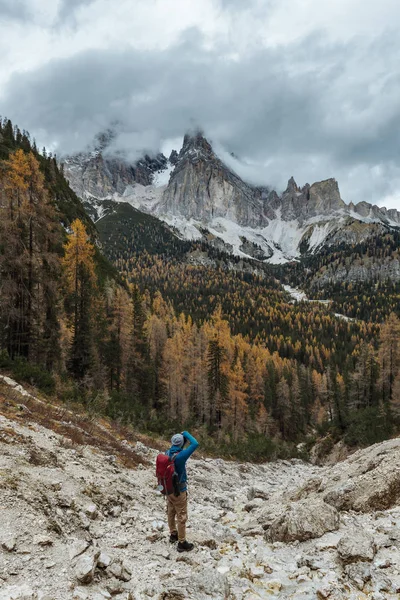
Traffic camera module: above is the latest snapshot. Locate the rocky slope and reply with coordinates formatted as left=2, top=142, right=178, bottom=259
left=62, top=129, right=171, bottom=222
left=1, top=375, right=400, bottom=599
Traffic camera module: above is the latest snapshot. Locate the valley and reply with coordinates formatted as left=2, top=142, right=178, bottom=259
left=1, top=115, right=400, bottom=472
left=2, top=2, right=400, bottom=599
left=1, top=375, right=400, bottom=599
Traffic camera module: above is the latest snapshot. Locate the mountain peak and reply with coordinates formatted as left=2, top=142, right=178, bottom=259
left=286, top=176, right=299, bottom=193
left=307, top=178, right=345, bottom=214
left=181, top=130, right=214, bottom=160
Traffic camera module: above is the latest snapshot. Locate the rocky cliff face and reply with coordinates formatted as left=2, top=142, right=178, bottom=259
left=64, top=152, right=167, bottom=200
left=62, top=132, right=169, bottom=221
left=1, top=374, right=400, bottom=599
left=161, top=132, right=266, bottom=228
left=63, top=130, right=400, bottom=271
left=269, top=177, right=346, bottom=224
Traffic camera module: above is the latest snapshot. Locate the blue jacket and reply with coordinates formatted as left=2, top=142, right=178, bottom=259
left=166, top=431, right=199, bottom=492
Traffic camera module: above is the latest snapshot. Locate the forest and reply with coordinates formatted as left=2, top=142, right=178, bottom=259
left=279, top=232, right=400, bottom=323
left=1, top=117, right=400, bottom=459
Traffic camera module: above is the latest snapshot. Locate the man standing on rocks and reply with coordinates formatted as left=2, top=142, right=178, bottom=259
left=166, top=431, right=199, bottom=552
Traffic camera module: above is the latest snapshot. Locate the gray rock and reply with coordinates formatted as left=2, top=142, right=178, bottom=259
left=69, top=539, right=90, bottom=561
left=105, top=579, right=128, bottom=596
left=192, top=568, right=230, bottom=600
left=319, top=439, right=400, bottom=512
left=249, top=565, right=264, bottom=578
left=247, top=487, right=269, bottom=501
left=72, top=590, right=89, bottom=600
left=92, top=592, right=112, bottom=600
left=344, top=562, right=371, bottom=590
left=98, top=551, right=112, bottom=569
left=78, top=512, right=91, bottom=530
left=1, top=536, right=17, bottom=552
left=135, top=441, right=150, bottom=455
left=372, top=572, right=395, bottom=593
left=63, top=145, right=166, bottom=203
left=266, top=499, right=339, bottom=543
left=110, top=505, right=122, bottom=517
left=83, top=503, right=98, bottom=520
left=108, top=560, right=132, bottom=582
left=74, top=550, right=100, bottom=584
left=0, top=586, right=38, bottom=599
left=162, top=132, right=266, bottom=229
left=337, top=531, right=375, bottom=563
left=33, top=535, right=53, bottom=547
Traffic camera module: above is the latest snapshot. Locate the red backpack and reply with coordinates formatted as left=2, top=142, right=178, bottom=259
left=156, top=452, right=180, bottom=496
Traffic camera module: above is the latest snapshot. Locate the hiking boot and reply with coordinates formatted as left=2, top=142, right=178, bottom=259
left=169, top=532, right=178, bottom=543
left=177, top=540, right=194, bottom=552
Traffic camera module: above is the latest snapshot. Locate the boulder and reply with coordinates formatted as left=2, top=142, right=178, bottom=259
left=69, top=539, right=90, bottom=561
left=344, top=562, right=371, bottom=590
left=0, top=586, right=37, bottom=600
left=98, top=551, right=112, bottom=568
left=83, top=503, right=98, bottom=520
left=1, top=536, right=17, bottom=552
left=108, top=559, right=132, bottom=582
left=322, top=439, right=400, bottom=512
left=74, top=550, right=100, bottom=584
left=78, top=512, right=91, bottom=530
left=192, top=568, right=230, bottom=600
left=266, top=499, right=339, bottom=543
left=92, top=592, right=112, bottom=600
left=105, top=579, right=129, bottom=596
left=249, top=565, right=264, bottom=579
left=337, top=531, right=375, bottom=564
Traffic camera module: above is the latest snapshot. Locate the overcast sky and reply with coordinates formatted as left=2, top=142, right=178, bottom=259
left=1, top=0, right=400, bottom=208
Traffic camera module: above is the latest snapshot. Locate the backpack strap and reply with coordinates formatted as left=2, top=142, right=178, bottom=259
left=166, top=450, right=181, bottom=461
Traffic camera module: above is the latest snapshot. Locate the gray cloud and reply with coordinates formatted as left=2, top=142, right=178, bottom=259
left=56, top=0, right=96, bottom=23
left=2, top=27, right=400, bottom=206
left=0, top=0, right=31, bottom=20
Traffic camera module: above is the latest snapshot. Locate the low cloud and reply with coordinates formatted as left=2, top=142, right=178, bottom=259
left=56, top=0, right=96, bottom=23
left=0, top=0, right=31, bottom=20
left=2, top=11, right=400, bottom=207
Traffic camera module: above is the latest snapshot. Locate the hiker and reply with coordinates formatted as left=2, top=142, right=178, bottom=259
left=156, top=431, right=199, bottom=552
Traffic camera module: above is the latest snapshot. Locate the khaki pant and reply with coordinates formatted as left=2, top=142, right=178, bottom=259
left=167, top=491, right=188, bottom=542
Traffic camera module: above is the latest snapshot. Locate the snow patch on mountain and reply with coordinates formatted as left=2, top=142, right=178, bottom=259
left=307, top=222, right=334, bottom=251
left=161, top=215, right=203, bottom=241
left=152, top=162, right=174, bottom=187
left=283, top=285, right=308, bottom=302
left=157, top=214, right=340, bottom=264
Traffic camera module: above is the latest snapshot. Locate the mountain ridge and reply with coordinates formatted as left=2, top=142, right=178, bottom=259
left=63, top=130, right=400, bottom=268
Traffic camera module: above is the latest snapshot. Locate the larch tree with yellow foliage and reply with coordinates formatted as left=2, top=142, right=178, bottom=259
left=0, top=149, right=61, bottom=365
left=63, top=219, right=96, bottom=379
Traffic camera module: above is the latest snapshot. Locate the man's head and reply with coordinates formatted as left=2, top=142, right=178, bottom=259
left=171, top=433, right=184, bottom=448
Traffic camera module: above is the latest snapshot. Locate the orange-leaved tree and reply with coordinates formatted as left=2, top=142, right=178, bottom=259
left=0, top=149, right=61, bottom=365
left=63, top=219, right=96, bottom=379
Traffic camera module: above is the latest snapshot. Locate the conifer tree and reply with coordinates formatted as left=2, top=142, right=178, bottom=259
left=0, top=150, right=62, bottom=365
left=63, top=219, right=96, bottom=379
left=378, top=313, right=400, bottom=417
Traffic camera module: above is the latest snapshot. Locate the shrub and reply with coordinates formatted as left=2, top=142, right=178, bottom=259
left=344, top=406, right=391, bottom=447
left=11, top=358, right=55, bottom=395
